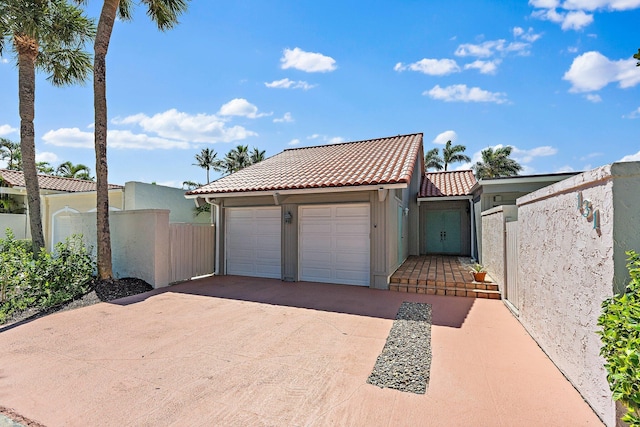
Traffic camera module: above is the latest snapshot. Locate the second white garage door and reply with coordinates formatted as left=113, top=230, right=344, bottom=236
left=299, top=204, right=370, bottom=286
left=226, top=207, right=281, bottom=279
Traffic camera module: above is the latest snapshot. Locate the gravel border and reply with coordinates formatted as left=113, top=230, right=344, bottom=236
left=367, top=301, right=432, bottom=394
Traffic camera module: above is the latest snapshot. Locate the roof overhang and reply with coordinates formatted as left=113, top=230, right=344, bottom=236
left=185, top=182, right=408, bottom=199
left=468, top=173, right=579, bottom=194
left=417, top=195, right=473, bottom=204
left=41, top=188, right=124, bottom=198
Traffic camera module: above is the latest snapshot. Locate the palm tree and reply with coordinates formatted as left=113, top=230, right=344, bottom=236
left=473, top=146, right=523, bottom=179
left=424, top=148, right=443, bottom=171
left=193, top=148, right=219, bottom=184
left=0, top=0, right=94, bottom=254
left=0, top=138, right=21, bottom=170
left=36, top=161, right=54, bottom=174
left=635, top=48, right=639, bottom=66
left=442, top=140, right=471, bottom=171
left=88, top=0, right=189, bottom=280
left=222, top=145, right=251, bottom=174
left=56, top=161, right=93, bottom=180
left=249, top=147, right=266, bottom=164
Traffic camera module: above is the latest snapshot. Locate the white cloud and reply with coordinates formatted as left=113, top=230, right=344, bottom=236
left=305, top=134, right=344, bottom=145
left=0, top=124, right=17, bottom=136
left=512, top=145, right=558, bottom=163
left=35, top=151, right=59, bottom=163
left=112, top=108, right=257, bottom=143
left=513, top=26, right=543, bottom=42
left=394, top=58, right=460, bottom=75
left=620, top=150, right=640, bottom=162
left=218, top=98, right=271, bottom=119
left=623, top=107, right=640, bottom=118
left=529, top=0, right=639, bottom=30
left=562, top=0, right=640, bottom=11
left=42, top=127, right=191, bottom=150
left=328, top=137, right=345, bottom=144
left=562, top=10, right=594, bottom=29
left=424, top=84, right=508, bottom=104
left=265, top=78, right=316, bottom=90
left=433, top=130, right=458, bottom=145
left=42, top=128, right=93, bottom=148
left=0, top=58, right=8, bottom=64
left=280, top=47, right=337, bottom=73
left=455, top=40, right=532, bottom=58
left=307, top=134, right=321, bottom=140
left=585, top=93, right=602, bottom=102
left=273, top=112, right=294, bottom=123
left=464, top=59, right=502, bottom=75
left=563, top=51, right=640, bottom=92
left=555, top=165, right=577, bottom=173
left=288, top=139, right=301, bottom=146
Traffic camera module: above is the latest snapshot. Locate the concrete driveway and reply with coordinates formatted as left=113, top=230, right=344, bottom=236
left=0, top=276, right=603, bottom=426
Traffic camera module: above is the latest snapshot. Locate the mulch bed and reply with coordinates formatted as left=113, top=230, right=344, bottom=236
left=367, top=301, right=433, bottom=394
left=1, top=277, right=152, bottom=328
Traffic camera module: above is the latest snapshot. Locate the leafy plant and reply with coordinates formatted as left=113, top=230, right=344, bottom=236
left=0, top=230, right=95, bottom=324
left=470, top=263, right=486, bottom=273
left=598, top=250, right=640, bottom=426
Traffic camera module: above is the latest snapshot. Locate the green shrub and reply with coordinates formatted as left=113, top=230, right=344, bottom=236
left=598, top=250, right=640, bottom=427
left=0, top=230, right=95, bottom=323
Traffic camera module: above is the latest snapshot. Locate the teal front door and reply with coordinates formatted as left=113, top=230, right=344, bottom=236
left=425, top=210, right=461, bottom=254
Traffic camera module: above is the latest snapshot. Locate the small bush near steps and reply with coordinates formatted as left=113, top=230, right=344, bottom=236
left=0, top=230, right=95, bottom=324
left=598, top=250, right=640, bottom=427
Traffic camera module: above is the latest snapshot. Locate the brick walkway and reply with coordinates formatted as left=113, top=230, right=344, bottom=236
left=389, top=255, right=500, bottom=299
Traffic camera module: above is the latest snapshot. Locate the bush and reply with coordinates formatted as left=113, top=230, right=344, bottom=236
left=0, top=230, right=95, bottom=323
left=598, top=250, right=640, bottom=427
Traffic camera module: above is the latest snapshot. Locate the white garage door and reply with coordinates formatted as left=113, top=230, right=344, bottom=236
left=299, top=204, right=370, bottom=286
left=225, top=207, right=281, bottom=279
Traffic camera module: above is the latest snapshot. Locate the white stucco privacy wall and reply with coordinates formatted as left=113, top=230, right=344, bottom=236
left=68, top=209, right=171, bottom=288
left=516, top=162, right=640, bottom=427
left=481, top=205, right=517, bottom=293
left=124, top=181, right=209, bottom=224
left=0, top=214, right=29, bottom=239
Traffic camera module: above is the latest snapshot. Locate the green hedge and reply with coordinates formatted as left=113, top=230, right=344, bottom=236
left=0, top=230, right=95, bottom=324
left=598, top=250, right=640, bottom=427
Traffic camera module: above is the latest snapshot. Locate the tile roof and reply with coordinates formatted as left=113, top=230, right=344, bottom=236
left=419, top=170, right=477, bottom=197
left=0, top=169, right=123, bottom=193
left=187, top=133, right=423, bottom=196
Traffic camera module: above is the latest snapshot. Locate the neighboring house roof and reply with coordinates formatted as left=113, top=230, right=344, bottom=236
left=419, top=170, right=477, bottom=198
left=0, top=169, right=123, bottom=192
left=187, top=133, right=423, bottom=196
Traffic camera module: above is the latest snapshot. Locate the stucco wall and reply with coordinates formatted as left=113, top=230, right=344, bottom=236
left=124, top=181, right=209, bottom=224
left=69, top=209, right=171, bottom=288
left=481, top=205, right=517, bottom=292
left=0, top=213, right=29, bottom=239
left=515, top=164, right=639, bottom=427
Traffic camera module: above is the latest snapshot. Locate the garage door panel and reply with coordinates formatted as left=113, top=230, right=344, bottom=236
left=335, top=205, right=369, bottom=217
left=299, top=204, right=370, bottom=287
left=226, top=207, right=281, bottom=279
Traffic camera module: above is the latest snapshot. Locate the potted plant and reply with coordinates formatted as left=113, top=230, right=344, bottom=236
left=470, top=263, right=487, bottom=282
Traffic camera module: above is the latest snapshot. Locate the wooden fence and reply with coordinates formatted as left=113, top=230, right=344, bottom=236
left=169, top=223, right=215, bottom=283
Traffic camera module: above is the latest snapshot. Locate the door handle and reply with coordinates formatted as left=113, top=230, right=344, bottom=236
left=443, top=231, right=446, bottom=240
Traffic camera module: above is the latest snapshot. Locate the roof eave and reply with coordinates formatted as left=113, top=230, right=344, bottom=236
left=185, top=182, right=409, bottom=199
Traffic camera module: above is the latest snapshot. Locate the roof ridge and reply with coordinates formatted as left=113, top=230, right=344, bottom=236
left=282, top=132, right=423, bottom=152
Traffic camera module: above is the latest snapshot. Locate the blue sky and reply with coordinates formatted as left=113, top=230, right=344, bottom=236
left=1, top=0, right=639, bottom=187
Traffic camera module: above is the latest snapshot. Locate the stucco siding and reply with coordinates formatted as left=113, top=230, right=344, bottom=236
left=516, top=164, right=623, bottom=426
left=124, top=182, right=209, bottom=224
left=68, top=209, right=171, bottom=288
left=481, top=205, right=517, bottom=293
left=0, top=214, right=29, bottom=239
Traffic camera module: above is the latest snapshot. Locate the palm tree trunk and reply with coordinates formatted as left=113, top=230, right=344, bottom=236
left=16, top=35, right=45, bottom=255
left=94, top=0, right=119, bottom=280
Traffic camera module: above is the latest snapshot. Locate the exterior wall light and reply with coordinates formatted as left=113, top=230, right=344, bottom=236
left=284, top=211, right=292, bottom=224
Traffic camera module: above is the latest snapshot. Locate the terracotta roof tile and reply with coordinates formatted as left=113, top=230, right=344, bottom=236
left=0, top=169, right=123, bottom=193
left=187, top=133, right=423, bottom=196
left=419, top=170, right=476, bottom=197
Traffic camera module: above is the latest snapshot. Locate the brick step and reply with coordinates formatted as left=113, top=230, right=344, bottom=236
left=388, top=279, right=498, bottom=292
left=389, top=284, right=501, bottom=300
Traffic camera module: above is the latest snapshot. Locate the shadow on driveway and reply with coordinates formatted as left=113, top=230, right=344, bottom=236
left=154, top=275, right=475, bottom=328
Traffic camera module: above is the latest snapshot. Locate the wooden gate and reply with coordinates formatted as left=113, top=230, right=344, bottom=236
left=169, top=223, right=215, bottom=283
left=505, top=221, right=519, bottom=314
